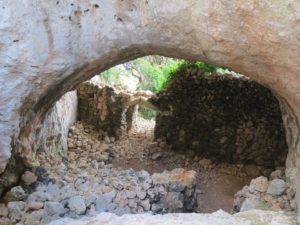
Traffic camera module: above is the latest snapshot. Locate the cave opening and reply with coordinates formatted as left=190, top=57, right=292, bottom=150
left=1, top=56, right=296, bottom=224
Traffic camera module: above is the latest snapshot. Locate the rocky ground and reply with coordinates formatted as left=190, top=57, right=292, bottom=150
left=0, top=116, right=297, bottom=224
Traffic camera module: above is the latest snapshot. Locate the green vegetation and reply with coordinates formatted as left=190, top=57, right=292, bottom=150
left=132, top=57, right=183, bottom=92
left=99, top=56, right=228, bottom=93
left=138, top=106, right=157, bottom=120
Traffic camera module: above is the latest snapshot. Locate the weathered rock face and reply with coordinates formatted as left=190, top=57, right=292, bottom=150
left=151, top=69, right=288, bottom=168
left=35, top=91, right=77, bottom=156
left=1, top=0, right=300, bottom=213
left=0, top=91, right=77, bottom=196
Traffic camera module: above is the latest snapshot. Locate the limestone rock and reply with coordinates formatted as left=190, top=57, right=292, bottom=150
left=27, top=201, right=44, bottom=210
left=21, top=171, right=38, bottom=186
left=267, top=179, right=288, bottom=196
left=44, top=201, right=65, bottom=216
left=7, top=201, right=26, bottom=221
left=4, top=186, right=27, bottom=201
left=249, top=176, right=269, bottom=193
left=240, top=199, right=268, bottom=212
left=95, top=192, right=116, bottom=213
left=67, top=195, right=86, bottom=215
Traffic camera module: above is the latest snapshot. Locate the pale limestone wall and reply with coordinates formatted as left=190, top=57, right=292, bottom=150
left=35, top=91, right=78, bottom=156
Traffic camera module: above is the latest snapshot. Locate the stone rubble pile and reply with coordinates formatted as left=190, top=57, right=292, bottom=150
left=0, top=166, right=197, bottom=225
left=234, top=169, right=297, bottom=213
left=67, top=121, right=114, bottom=167
left=0, top=124, right=198, bottom=225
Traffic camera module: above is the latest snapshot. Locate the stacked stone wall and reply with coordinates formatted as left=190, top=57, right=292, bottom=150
left=77, top=82, right=132, bottom=139
left=151, top=69, right=288, bottom=168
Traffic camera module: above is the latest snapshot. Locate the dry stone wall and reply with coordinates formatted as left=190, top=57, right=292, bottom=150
left=151, top=69, right=288, bottom=169
left=77, top=82, right=132, bottom=139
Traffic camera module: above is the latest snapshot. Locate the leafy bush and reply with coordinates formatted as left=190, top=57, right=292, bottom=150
left=133, top=57, right=184, bottom=92
left=99, top=56, right=229, bottom=93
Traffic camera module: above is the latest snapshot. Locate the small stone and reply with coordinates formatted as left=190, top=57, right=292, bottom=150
left=112, top=181, right=124, bottom=191
left=0, top=203, right=8, bottom=217
left=21, top=171, right=38, bottom=186
left=4, top=186, right=27, bottom=201
left=269, top=170, right=283, bottom=180
left=168, top=181, right=184, bottom=192
left=68, top=195, right=86, bottom=215
left=44, top=201, right=65, bottom=216
left=114, top=192, right=128, bottom=208
left=107, top=203, right=117, bottom=211
left=198, top=158, right=212, bottom=168
left=104, top=136, right=110, bottom=143
left=290, top=200, right=297, bottom=210
left=46, top=183, right=61, bottom=200
left=99, top=143, right=109, bottom=152
left=240, top=199, right=267, bottom=212
left=95, top=191, right=116, bottom=213
left=267, top=179, right=287, bottom=196
left=139, top=199, right=151, bottom=211
left=24, top=210, right=44, bottom=225
left=7, top=201, right=26, bottom=221
left=137, top=191, right=147, bottom=200
left=249, top=176, right=269, bottom=193
left=28, top=201, right=44, bottom=210
left=128, top=199, right=137, bottom=208
left=126, top=191, right=136, bottom=199
left=151, top=152, right=163, bottom=160
left=166, top=192, right=184, bottom=209
left=85, top=193, right=97, bottom=207
left=29, top=191, right=49, bottom=203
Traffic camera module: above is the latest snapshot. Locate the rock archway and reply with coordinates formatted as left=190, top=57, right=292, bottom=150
left=1, top=0, right=300, bottom=213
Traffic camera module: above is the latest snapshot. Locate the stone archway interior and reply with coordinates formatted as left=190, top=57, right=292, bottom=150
left=1, top=0, right=300, bottom=216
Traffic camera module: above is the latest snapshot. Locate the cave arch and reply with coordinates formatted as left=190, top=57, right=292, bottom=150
left=1, top=0, right=300, bottom=213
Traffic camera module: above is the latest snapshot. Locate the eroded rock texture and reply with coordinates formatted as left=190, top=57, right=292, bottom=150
left=151, top=69, right=288, bottom=168
left=1, top=0, right=300, bottom=213
left=35, top=91, right=77, bottom=156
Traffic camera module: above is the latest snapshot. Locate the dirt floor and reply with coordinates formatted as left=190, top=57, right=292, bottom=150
left=111, top=116, right=255, bottom=213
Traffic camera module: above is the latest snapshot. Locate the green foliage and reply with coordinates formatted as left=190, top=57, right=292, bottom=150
left=133, top=57, right=184, bottom=92
left=138, top=106, right=157, bottom=120
left=99, top=56, right=230, bottom=93
left=99, top=67, right=126, bottom=88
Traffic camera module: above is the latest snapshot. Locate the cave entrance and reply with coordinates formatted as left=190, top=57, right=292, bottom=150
left=2, top=56, right=295, bottom=224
